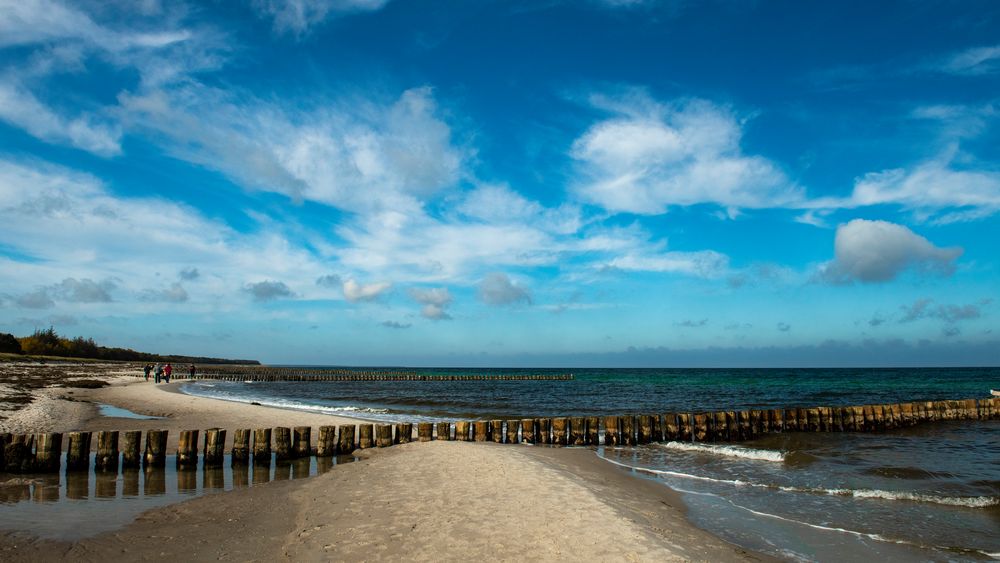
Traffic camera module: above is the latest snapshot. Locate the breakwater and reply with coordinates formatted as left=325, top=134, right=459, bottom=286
left=2, top=397, right=997, bottom=475
left=145, top=369, right=575, bottom=382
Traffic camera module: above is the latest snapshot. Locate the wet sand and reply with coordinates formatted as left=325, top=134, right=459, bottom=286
left=0, top=362, right=770, bottom=561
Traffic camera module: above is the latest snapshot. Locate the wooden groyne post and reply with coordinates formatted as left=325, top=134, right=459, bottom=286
left=293, top=426, right=312, bottom=458
left=177, top=430, right=199, bottom=468
left=253, top=428, right=272, bottom=465
left=603, top=416, right=618, bottom=446
left=67, top=431, right=92, bottom=471
left=359, top=424, right=374, bottom=449
left=144, top=430, right=168, bottom=469
left=317, top=426, right=336, bottom=456
left=396, top=423, right=413, bottom=444
left=274, top=427, right=292, bottom=461
left=122, top=430, right=142, bottom=469
left=505, top=419, right=518, bottom=444
left=521, top=419, right=535, bottom=444
left=95, top=430, right=119, bottom=472
left=375, top=424, right=393, bottom=447
left=232, top=429, right=251, bottom=464
left=204, top=428, right=226, bottom=468
left=35, top=432, right=62, bottom=473
left=417, top=422, right=433, bottom=442
left=338, top=425, right=355, bottom=453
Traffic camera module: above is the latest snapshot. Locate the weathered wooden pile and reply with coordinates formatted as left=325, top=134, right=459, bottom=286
left=1, top=397, right=997, bottom=475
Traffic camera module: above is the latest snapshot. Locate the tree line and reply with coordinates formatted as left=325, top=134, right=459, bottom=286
left=0, top=327, right=259, bottom=365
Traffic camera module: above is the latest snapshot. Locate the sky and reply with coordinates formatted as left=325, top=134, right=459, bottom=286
left=0, top=0, right=998, bottom=367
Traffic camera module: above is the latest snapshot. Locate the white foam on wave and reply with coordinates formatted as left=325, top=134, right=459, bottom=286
left=597, top=454, right=999, bottom=508
left=819, top=488, right=1000, bottom=508
left=659, top=441, right=787, bottom=462
left=179, top=387, right=391, bottom=417
left=598, top=453, right=758, bottom=487
left=675, top=484, right=1000, bottom=559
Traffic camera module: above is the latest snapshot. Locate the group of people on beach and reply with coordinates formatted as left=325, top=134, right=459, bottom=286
left=143, top=363, right=196, bottom=383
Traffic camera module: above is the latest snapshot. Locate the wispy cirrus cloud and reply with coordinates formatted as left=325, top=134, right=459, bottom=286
left=120, top=85, right=465, bottom=213
left=252, top=0, right=390, bottom=36
left=0, top=80, right=122, bottom=156
left=828, top=148, right=1000, bottom=224
left=932, top=44, right=1000, bottom=76
left=0, top=0, right=223, bottom=155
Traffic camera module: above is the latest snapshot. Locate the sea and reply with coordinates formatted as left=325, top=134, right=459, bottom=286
left=179, top=367, right=1000, bottom=562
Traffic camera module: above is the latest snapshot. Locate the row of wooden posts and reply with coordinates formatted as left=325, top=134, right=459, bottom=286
left=2, top=397, right=998, bottom=475
left=140, top=373, right=575, bottom=382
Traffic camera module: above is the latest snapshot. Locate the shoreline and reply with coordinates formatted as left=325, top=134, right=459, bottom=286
left=0, top=364, right=770, bottom=561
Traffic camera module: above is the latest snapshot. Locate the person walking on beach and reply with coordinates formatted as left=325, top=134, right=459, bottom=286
left=164, top=363, right=172, bottom=383
left=188, top=364, right=196, bottom=379
left=143, top=364, right=152, bottom=381
left=154, top=363, right=163, bottom=383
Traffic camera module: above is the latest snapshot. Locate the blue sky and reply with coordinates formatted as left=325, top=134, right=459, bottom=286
left=1, top=0, right=998, bottom=367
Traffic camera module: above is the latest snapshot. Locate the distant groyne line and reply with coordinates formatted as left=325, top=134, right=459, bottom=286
left=139, top=369, right=575, bottom=382
left=2, top=397, right=997, bottom=476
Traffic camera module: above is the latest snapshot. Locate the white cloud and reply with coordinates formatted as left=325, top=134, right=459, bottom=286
left=335, top=208, right=558, bottom=281
left=0, top=80, right=122, bottom=156
left=478, top=273, right=531, bottom=306
left=0, top=0, right=220, bottom=154
left=0, top=0, right=192, bottom=51
left=0, top=157, right=335, bottom=314
left=408, top=287, right=453, bottom=320
left=456, top=183, right=582, bottom=235
left=252, top=0, right=390, bottom=35
left=843, top=149, right=1000, bottom=224
left=818, top=219, right=962, bottom=284
left=120, top=85, right=465, bottom=213
left=936, top=45, right=1000, bottom=76
left=603, top=250, right=729, bottom=278
left=570, top=92, right=801, bottom=215
left=342, top=279, right=391, bottom=302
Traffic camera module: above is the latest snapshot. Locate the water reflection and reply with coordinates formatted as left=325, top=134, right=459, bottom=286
left=0, top=453, right=347, bottom=540
left=291, top=458, right=310, bottom=479
left=204, top=467, right=224, bottom=491
left=274, top=462, right=291, bottom=481
left=232, top=464, right=249, bottom=489
left=32, top=476, right=60, bottom=503
left=177, top=469, right=197, bottom=493
left=95, top=473, right=117, bottom=499
left=123, top=470, right=139, bottom=497
left=66, top=471, right=88, bottom=500
left=144, top=468, right=165, bottom=496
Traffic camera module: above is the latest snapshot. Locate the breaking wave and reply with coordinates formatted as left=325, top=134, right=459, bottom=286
left=659, top=441, right=787, bottom=462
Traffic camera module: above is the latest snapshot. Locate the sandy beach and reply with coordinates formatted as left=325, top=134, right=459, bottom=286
left=0, top=362, right=769, bottom=562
